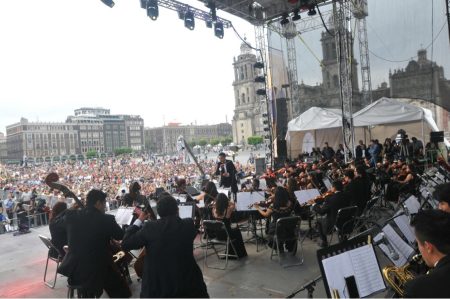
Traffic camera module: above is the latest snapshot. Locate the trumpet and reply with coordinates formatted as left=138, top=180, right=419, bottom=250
left=382, top=254, right=425, bottom=297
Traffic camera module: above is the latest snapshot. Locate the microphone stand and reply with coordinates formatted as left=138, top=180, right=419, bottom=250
left=286, top=275, right=322, bottom=298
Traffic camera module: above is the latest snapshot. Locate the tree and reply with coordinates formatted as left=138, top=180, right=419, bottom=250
left=198, top=139, right=208, bottom=146
left=221, top=136, right=233, bottom=145
left=86, top=150, right=98, bottom=159
left=188, top=140, right=197, bottom=147
left=210, top=138, right=220, bottom=146
left=247, top=136, right=263, bottom=145
left=114, top=147, right=133, bottom=156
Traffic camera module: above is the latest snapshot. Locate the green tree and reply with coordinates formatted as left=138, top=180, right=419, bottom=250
left=221, top=136, right=233, bottom=145
left=198, top=139, right=208, bottom=146
left=188, top=140, right=197, bottom=147
left=86, top=150, right=98, bottom=159
left=114, top=147, right=133, bottom=156
left=247, top=136, right=263, bottom=145
left=210, top=138, right=220, bottom=146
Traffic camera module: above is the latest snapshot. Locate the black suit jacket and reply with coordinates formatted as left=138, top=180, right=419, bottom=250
left=404, top=255, right=450, bottom=298
left=121, top=216, right=208, bottom=298
left=57, top=207, right=124, bottom=292
left=215, top=160, right=238, bottom=193
left=49, top=211, right=67, bottom=258
left=313, top=191, right=349, bottom=232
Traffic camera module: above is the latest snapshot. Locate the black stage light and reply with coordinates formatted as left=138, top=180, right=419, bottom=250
left=292, top=9, right=301, bottom=21
left=178, top=10, right=185, bottom=20
left=307, top=7, right=317, bottom=16
left=254, top=62, right=264, bottom=69
left=140, top=0, right=147, bottom=9
left=263, top=127, right=270, bottom=132
left=101, top=0, right=115, bottom=8
left=184, top=10, right=195, bottom=30
left=146, top=0, right=158, bottom=20
left=254, top=76, right=265, bottom=83
left=205, top=19, right=213, bottom=28
left=256, top=89, right=267, bottom=96
left=214, top=21, right=224, bottom=38
left=280, top=14, right=289, bottom=26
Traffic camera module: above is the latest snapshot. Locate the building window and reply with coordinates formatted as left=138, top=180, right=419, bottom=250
left=241, top=93, right=245, bottom=104
left=333, top=75, right=339, bottom=88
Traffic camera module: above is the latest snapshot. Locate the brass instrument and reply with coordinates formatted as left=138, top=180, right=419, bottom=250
left=382, top=254, right=424, bottom=297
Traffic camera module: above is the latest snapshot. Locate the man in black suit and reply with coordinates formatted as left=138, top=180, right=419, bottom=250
left=57, top=190, right=130, bottom=298
left=215, top=152, right=238, bottom=196
left=311, top=181, right=349, bottom=247
left=121, top=195, right=209, bottom=298
left=404, top=210, right=450, bottom=298
left=434, top=183, right=450, bottom=214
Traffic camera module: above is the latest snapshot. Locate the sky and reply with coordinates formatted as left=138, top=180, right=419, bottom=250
left=1, top=0, right=449, bottom=135
left=0, top=0, right=255, bottom=134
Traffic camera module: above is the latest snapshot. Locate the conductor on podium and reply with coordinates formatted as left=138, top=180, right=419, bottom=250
left=215, top=152, right=238, bottom=197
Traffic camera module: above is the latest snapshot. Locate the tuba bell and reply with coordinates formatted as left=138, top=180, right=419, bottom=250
left=382, top=254, right=424, bottom=297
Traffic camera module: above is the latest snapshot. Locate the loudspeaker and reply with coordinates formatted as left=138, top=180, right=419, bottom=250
left=430, top=131, right=444, bottom=143
left=277, top=139, right=287, bottom=159
left=275, top=98, right=288, bottom=139
left=255, top=158, right=265, bottom=175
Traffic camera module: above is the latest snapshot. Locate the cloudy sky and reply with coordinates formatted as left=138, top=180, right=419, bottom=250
left=0, top=0, right=449, bottom=135
left=0, top=0, right=255, bottom=134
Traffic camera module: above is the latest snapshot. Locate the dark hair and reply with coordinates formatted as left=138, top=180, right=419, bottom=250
left=273, top=186, right=289, bottom=209
left=332, top=180, right=343, bottom=192
left=129, top=182, right=141, bottom=193
left=157, top=191, right=171, bottom=202
left=86, top=189, right=107, bottom=207
left=356, top=165, right=367, bottom=178
left=252, top=178, right=260, bottom=190
left=344, top=169, right=354, bottom=180
left=156, top=196, right=178, bottom=217
left=215, top=193, right=229, bottom=218
left=286, top=178, right=298, bottom=201
left=411, top=210, right=450, bottom=255
left=50, top=202, right=67, bottom=222
left=204, top=181, right=218, bottom=198
left=433, top=183, right=450, bottom=204
left=218, top=152, right=226, bottom=157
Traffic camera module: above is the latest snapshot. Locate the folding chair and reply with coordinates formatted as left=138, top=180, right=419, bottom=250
left=203, top=220, right=239, bottom=270
left=39, top=235, right=64, bottom=288
left=329, top=206, right=358, bottom=244
left=270, top=216, right=303, bottom=267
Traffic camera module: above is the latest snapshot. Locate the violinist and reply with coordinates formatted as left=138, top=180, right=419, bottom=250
left=386, top=164, right=415, bottom=202
left=310, top=181, right=349, bottom=248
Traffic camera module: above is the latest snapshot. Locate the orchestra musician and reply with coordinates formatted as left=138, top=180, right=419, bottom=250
left=57, top=189, right=131, bottom=298
left=49, top=201, right=68, bottom=258
left=215, top=152, right=238, bottom=198
left=404, top=210, right=450, bottom=298
left=309, top=181, right=349, bottom=248
left=434, top=183, right=450, bottom=213
left=121, top=195, right=209, bottom=298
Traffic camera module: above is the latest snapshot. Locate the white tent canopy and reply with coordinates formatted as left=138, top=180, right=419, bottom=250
left=286, top=97, right=448, bottom=158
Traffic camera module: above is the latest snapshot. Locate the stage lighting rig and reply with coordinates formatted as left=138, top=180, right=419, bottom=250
left=140, top=0, right=147, bottom=9
left=101, top=0, right=115, bottom=8
left=147, top=0, right=159, bottom=20
left=214, top=21, right=224, bottom=38
left=184, top=10, right=195, bottom=30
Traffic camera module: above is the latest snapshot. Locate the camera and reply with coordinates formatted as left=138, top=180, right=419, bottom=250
left=395, top=129, right=408, bottom=144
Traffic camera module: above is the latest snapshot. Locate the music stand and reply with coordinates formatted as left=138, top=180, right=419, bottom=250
left=317, top=234, right=386, bottom=298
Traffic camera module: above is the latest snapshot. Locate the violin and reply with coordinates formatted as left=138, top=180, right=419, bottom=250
left=305, top=190, right=336, bottom=206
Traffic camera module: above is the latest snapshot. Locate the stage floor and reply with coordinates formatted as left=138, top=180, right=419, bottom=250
left=0, top=220, right=391, bottom=298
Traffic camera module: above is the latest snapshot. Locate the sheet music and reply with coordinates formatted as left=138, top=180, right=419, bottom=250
left=217, top=188, right=230, bottom=195
left=322, top=244, right=385, bottom=298
left=178, top=205, right=194, bottom=219
left=235, top=192, right=263, bottom=211
left=294, top=189, right=321, bottom=205
left=115, top=207, right=134, bottom=225
left=374, top=233, right=408, bottom=267
left=383, top=224, right=415, bottom=260
left=393, top=213, right=416, bottom=244
left=323, top=178, right=332, bottom=190
left=196, top=199, right=205, bottom=208
left=403, top=195, right=421, bottom=215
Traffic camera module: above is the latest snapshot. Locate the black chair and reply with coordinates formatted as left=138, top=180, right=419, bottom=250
left=270, top=216, right=303, bottom=267
left=329, top=206, right=358, bottom=244
left=39, top=235, right=64, bottom=288
left=203, top=220, right=239, bottom=270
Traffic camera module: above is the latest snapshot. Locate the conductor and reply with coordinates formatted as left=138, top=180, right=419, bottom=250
left=215, top=152, right=238, bottom=197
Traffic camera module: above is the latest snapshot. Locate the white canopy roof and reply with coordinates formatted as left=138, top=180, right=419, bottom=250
left=287, top=107, right=342, bottom=131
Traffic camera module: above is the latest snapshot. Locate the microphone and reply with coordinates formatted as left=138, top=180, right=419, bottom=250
left=375, top=233, right=399, bottom=261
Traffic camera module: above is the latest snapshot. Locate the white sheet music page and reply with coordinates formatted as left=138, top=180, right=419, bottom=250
left=403, top=195, right=421, bottom=215
left=115, top=207, right=134, bottom=225
left=294, top=189, right=320, bottom=205
left=348, top=244, right=385, bottom=297
left=393, top=213, right=416, bottom=244
left=236, top=192, right=261, bottom=211
left=178, top=205, right=193, bottom=219
left=383, top=224, right=415, bottom=260
left=374, top=233, right=408, bottom=267
left=322, top=252, right=354, bottom=298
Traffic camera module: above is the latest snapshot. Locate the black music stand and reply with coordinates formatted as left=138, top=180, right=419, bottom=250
left=317, top=234, right=386, bottom=298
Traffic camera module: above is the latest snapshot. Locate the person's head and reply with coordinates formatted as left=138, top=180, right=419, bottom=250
left=129, top=181, right=141, bottom=198
left=215, top=193, right=229, bottom=217
left=344, top=169, right=354, bottom=182
left=359, top=140, right=364, bottom=145
left=332, top=180, right=343, bottom=192
left=252, top=178, right=260, bottom=190
left=324, top=142, right=329, bottom=147
left=156, top=195, right=179, bottom=218
left=411, top=210, right=450, bottom=267
left=218, top=152, right=226, bottom=163
left=356, top=165, right=367, bottom=178
left=273, top=186, right=289, bottom=209
left=204, top=181, right=218, bottom=198
left=50, top=202, right=67, bottom=222
left=86, top=189, right=107, bottom=212
left=434, top=183, right=450, bottom=213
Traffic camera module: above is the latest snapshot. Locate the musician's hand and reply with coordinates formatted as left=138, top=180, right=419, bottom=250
left=223, top=172, right=230, bottom=177
left=307, top=199, right=315, bottom=205
left=137, top=210, right=149, bottom=222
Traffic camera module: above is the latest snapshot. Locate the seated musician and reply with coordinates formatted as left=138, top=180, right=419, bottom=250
left=404, top=210, right=450, bottom=298
left=434, top=183, right=450, bottom=213
left=310, top=181, right=349, bottom=248
left=57, top=190, right=130, bottom=298
left=253, top=186, right=295, bottom=252
left=196, top=181, right=218, bottom=221
left=121, top=195, right=209, bottom=298
left=386, top=164, right=415, bottom=202
left=49, top=201, right=68, bottom=258
left=211, top=193, right=247, bottom=258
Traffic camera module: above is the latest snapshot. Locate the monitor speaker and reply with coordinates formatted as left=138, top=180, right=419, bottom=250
left=255, top=158, right=265, bottom=175
left=430, top=131, right=444, bottom=143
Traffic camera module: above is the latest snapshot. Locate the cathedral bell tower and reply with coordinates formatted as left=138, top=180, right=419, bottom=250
left=231, top=41, right=262, bottom=145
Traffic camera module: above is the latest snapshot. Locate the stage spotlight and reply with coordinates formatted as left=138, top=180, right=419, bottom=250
left=256, top=89, right=267, bottom=96
left=214, top=22, right=224, bottom=38
left=292, top=9, right=301, bottom=21
left=205, top=19, right=213, bottom=28
left=280, top=14, right=289, bottom=26
left=140, top=0, right=147, bottom=9
left=254, top=62, right=264, bottom=69
left=146, top=0, right=158, bottom=20
left=307, top=7, right=317, bottom=16
left=101, top=0, right=115, bottom=8
left=254, top=76, right=265, bottom=83
left=184, top=10, right=195, bottom=30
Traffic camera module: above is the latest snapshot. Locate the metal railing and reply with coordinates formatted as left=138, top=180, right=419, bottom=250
left=0, top=212, right=49, bottom=234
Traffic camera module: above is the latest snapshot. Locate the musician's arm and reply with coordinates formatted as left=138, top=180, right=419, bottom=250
left=107, top=214, right=124, bottom=240
left=214, top=163, right=221, bottom=176
left=121, top=221, right=147, bottom=251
